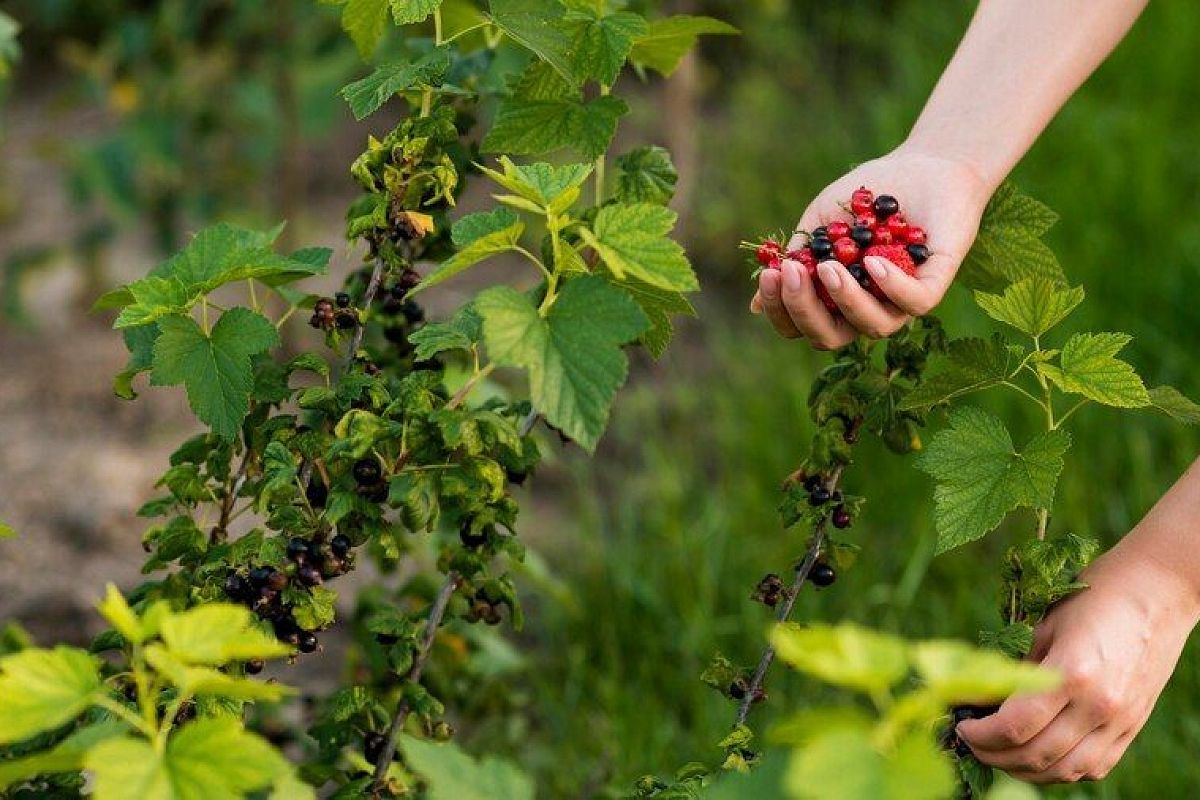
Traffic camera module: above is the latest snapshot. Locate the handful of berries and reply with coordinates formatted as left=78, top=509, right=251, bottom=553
left=750, top=187, right=931, bottom=314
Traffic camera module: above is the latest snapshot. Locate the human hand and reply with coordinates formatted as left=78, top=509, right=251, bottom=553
left=957, top=543, right=1200, bottom=783
left=751, top=145, right=991, bottom=349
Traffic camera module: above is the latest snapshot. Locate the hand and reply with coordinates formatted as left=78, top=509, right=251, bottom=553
left=957, top=544, right=1200, bottom=783
left=751, top=145, right=991, bottom=349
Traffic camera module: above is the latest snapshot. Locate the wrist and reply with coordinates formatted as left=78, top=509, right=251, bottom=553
left=1097, top=530, right=1200, bottom=628
left=890, top=136, right=997, bottom=208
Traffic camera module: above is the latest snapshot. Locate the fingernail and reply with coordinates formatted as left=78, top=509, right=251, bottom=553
left=750, top=294, right=763, bottom=314
left=781, top=260, right=804, bottom=292
left=759, top=270, right=780, bottom=299
left=865, top=256, right=888, bottom=281
left=817, top=262, right=842, bottom=291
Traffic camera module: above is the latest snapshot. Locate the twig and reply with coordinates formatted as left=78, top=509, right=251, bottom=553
left=518, top=409, right=540, bottom=437
left=734, top=466, right=844, bottom=727
left=370, top=571, right=462, bottom=793
left=344, top=257, right=388, bottom=377
left=213, top=448, right=254, bottom=542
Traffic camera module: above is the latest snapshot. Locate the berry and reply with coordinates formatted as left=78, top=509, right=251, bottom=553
left=831, top=505, right=852, bottom=529
left=267, top=571, right=289, bottom=591
left=872, top=227, right=894, bottom=246
left=399, top=268, right=422, bottom=290
left=287, top=538, right=310, bottom=562
left=460, top=521, right=488, bottom=548
left=809, top=237, right=834, bottom=260
left=249, top=566, right=275, bottom=587
left=375, top=632, right=399, bottom=645
left=335, top=292, right=351, bottom=308
left=305, top=479, right=328, bottom=508
left=826, top=220, right=851, bottom=240
left=863, top=244, right=918, bottom=302
left=298, top=631, right=319, bottom=653
left=752, top=573, right=785, bottom=607
left=352, top=458, right=382, bottom=487
left=297, top=564, right=323, bottom=587
left=952, top=704, right=1000, bottom=725
left=847, top=263, right=869, bottom=286
left=811, top=226, right=828, bottom=239
left=850, top=186, right=874, bottom=216
left=905, top=225, right=927, bottom=246
left=854, top=212, right=877, bottom=230
left=756, top=240, right=782, bottom=267
left=401, top=299, right=425, bottom=325
left=831, top=238, right=859, bottom=265
left=850, top=225, right=873, bottom=248
left=334, top=310, right=358, bottom=330
left=729, top=679, right=748, bottom=700
left=308, top=298, right=336, bottom=331
left=803, top=474, right=822, bottom=492
left=789, top=248, right=815, bottom=268
left=330, top=533, right=351, bottom=558
left=906, top=243, right=930, bottom=265
left=224, top=573, right=251, bottom=601
left=364, top=732, right=387, bottom=763
left=245, top=659, right=265, bottom=675
left=505, top=466, right=529, bottom=486
left=810, top=563, right=836, bottom=588
left=873, top=194, right=900, bottom=220
left=361, top=482, right=388, bottom=503
left=809, top=486, right=831, bottom=506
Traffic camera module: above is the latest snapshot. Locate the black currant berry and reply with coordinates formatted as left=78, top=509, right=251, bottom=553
left=459, top=521, right=488, bottom=548
left=361, top=482, right=388, bottom=503
left=249, top=566, right=275, bottom=587
left=847, top=263, right=867, bottom=282
left=297, top=565, right=323, bottom=587
left=224, top=573, right=251, bottom=601
left=850, top=225, right=874, bottom=248
left=810, top=563, right=836, bottom=588
left=830, top=490, right=843, bottom=504
left=335, top=311, right=357, bottom=330
left=267, top=571, right=289, bottom=591
left=844, top=427, right=860, bottom=444
left=831, top=506, right=852, bottom=529
left=809, top=486, right=831, bottom=506
left=245, top=659, right=265, bottom=675
left=298, top=631, right=319, bottom=653
left=729, top=680, right=748, bottom=700
left=287, top=537, right=311, bottom=562
left=952, top=704, right=999, bottom=725
left=305, top=479, right=328, bottom=508
left=398, top=269, right=421, bottom=290
left=375, top=632, right=399, bottom=645
left=873, top=194, right=900, bottom=219
left=802, top=474, right=822, bottom=492
left=352, top=458, right=382, bottom=486
left=811, top=226, right=828, bottom=239
left=809, top=237, right=834, bottom=260
left=401, top=299, right=425, bottom=325
left=906, top=243, right=930, bottom=265
left=330, top=533, right=351, bottom=558
left=335, top=292, right=351, bottom=308
left=505, top=467, right=528, bottom=486
left=364, top=732, right=387, bottom=763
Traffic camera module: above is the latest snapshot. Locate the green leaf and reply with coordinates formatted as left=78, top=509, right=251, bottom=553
left=410, top=303, right=482, bottom=360
left=85, top=719, right=303, bottom=800
left=144, top=645, right=292, bottom=703
left=916, top=407, right=1070, bottom=554
left=478, top=156, right=592, bottom=209
left=113, top=277, right=198, bottom=329
left=475, top=275, right=649, bottom=452
left=114, top=323, right=160, bottom=399
left=0, top=721, right=125, bottom=791
left=399, top=734, right=534, bottom=800
left=629, top=15, right=737, bottom=76
left=289, top=586, right=338, bottom=630
left=483, top=94, right=628, bottom=160
left=1039, top=332, right=1150, bottom=408
left=160, top=604, right=293, bottom=665
left=333, top=0, right=390, bottom=57
left=978, top=623, right=1036, bottom=660
left=615, top=145, right=677, bottom=205
left=341, top=47, right=452, bottom=120
left=1147, top=384, right=1200, bottom=425
left=0, top=520, right=14, bottom=539
left=960, top=182, right=1065, bottom=291
left=413, top=210, right=525, bottom=294
left=581, top=203, right=698, bottom=292
left=883, top=731, right=959, bottom=800
left=0, top=647, right=101, bottom=745
left=564, top=7, right=646, bottom=85
left=391, top=0, right=443, bottom=24
left=974, top=277, right=1084, bottom=338
left=487, top=0, right=579, bottom=83
left=98, top=584, right=145, bottom=645
left=151, top=309, right=280, bottom=439
left=605, top=275, right=694, bottom=359
left=770, top=622, right=908, bottom=695
left=911, top=640, right=1060, bottom=703
left=898, top=335, right=1021, bottom=411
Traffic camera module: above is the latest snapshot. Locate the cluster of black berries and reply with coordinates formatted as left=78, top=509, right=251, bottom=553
left=309, top=293, right=359, bottom=332
left=803, top=474, right=853, bottom=530
left=941, top=704, right=999, bottom=758
left=353, top=457, right=388, bottom=503
left=464, top=587, right=504, bottom=626
left=728, top=675, right=766, bottom=704
left=751, top=573, right=785, bottom=608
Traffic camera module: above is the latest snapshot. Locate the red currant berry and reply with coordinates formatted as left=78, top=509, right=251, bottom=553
left=854, top=212, right=877, bottom=230
left=872, top=228, right=894, bottom=246
left=826, top=220, right=851, bottom=240
left=850, top=186, right=874, bottom=216
left=832, top=238, right=859, bottom=265
left=886, top=214, right=908, bottom=240
left=905, top=226, right=927, bottom=245
left=756, top=240, right=782, bottom=266
left=789, top=248, right=816, bottom=268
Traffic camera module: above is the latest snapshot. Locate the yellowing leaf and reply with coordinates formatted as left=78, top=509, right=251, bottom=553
left=160, top=604, right=292, bottom=665
left=770, top=622, right=908, bottom=695
left=0, top=647, right=101, bottom=745
left=911, top=640, right=1060, bottom=703
left=98, top=584, right=145, bottom=645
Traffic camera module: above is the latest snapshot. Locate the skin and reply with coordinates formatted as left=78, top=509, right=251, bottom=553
left=750, top=0, right=1200, bottom=784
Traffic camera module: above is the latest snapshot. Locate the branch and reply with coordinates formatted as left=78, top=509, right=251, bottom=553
left=213, top=447, right=253, bottom=543
left=370, top=570, right=462, bottom=793
left=734, top=465, right=844, bottom=727
left=344, top=256, right=388, bottom=377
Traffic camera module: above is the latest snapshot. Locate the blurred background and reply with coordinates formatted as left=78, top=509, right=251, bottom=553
left=2, top=1, right=1199, bottom=797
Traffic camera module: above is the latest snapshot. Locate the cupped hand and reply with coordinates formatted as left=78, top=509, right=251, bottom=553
left=751, top=146, right=991, bottom=349
left=957, top=545, right=1200, bottom=783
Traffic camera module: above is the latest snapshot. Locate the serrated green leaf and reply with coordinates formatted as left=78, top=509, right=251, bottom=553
left=341, top=47, right=452, bottom=120
left=113, top=276, right=198, bottom=329
left=289, top=586, right=337, bottom=630
left=615, top=145, right=677, bottom=205
left=0, top=647, right=101, bottom=745
left=151, top=309, right=280, bottom=439
left=770, top=622, right=908, bottom=695
left=478, top=156, right=592, bottom=208
left=981, top=182, right=1060, bottom=236
left=1039, top=332, right=1150, bottom=408
left=898, top=335, right=1020, bottom=411
left=399, top=734, right=534, bottom=800
left=160, top=604, right=292, bottom=665
left=960, top=183, right=1065, bottom=291
left=475, top=276, right=648, bottom=451
left=114, top=323, right=160, bottom=399
left=911, top=640, right=1060, bottom=703
left=144, top=645, right=292, bottom=703
left=483, top=93, right=628, bottom=160
left=333, top=0, right=390, bottom=57
left=86, top=719, right=303, bottom=800
left=974, top=277, right=1084, bottom=338
left=629, top=15, right=737, bottom=76
left=1147, top=384, right=1200, bottom=425
left=488, top=0, right=578, bottom=83
left=391, top=0, right=442, bottom=24
left=413, top=211, right=525, bottom=294
left=608, top=276, right=694, bottom=358
left=581, top=203, right=697, bottom=292
left=409, top=303, right=482, bottom=360
left=978, top=623, right=1035, bottom=659
left=0, top=721, right=125, bottom=791
left=564, top=7, right=646, bottom=85
left=915, top=407, right=1070, bottom=554
left=98, top=584, right=144, bottom=644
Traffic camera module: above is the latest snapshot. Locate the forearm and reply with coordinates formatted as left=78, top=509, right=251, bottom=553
left=901, top=0, right=1148, bottom=191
